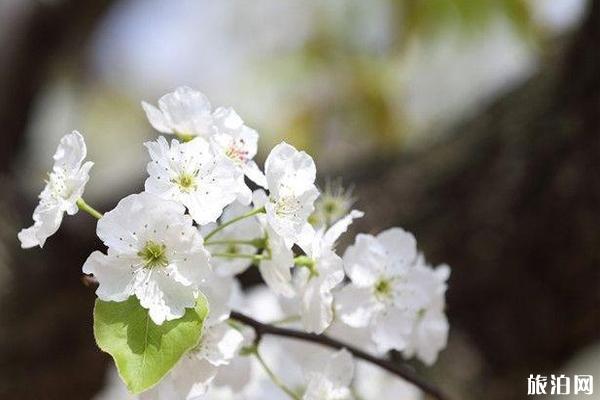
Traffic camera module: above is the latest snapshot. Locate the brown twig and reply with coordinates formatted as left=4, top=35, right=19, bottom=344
left=229, top=311, right=450, bottom=400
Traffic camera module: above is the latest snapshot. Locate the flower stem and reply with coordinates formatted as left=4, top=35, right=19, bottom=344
left=212, top=253, right=267, bottom=262
left=294, top=255, right=314, bottom=267
left=76, top=198, right=103, bottom=220
left=204, top=206, right=266, bottom=242
left=175, top=132, right=195, bottom=142
left=254, top=347, right=301, bottom=400
left=294, top=255, right=318, bottom=277
left=205, top=238, right=267, bottom=248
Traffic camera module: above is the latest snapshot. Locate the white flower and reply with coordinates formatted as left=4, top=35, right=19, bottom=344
left=139, top=321, right=244, bottom=400
left=197, top=273, right=239, bottom=327
left=238, top=285, right=291, bottom=323
left=325, top=320, right=377, bottom=355
left=336, top=227, right=420, bottom=353
left=144, top=136, right=247, bottom=225
left=309, top=179, right=355, bottom=229
left=18, top=131, right=93, bottom=248
left=402, top=261, right=450, bottom=365
left=264, top=142, right=319, bottom=247
left=212, top=329, right=255, bottom=393
left=143, top=87, right=267, bottom=191
left=295, top=210, right=363, bottom=333
left=201, top=202, right=264, bottom=277
left=252, top=189, right=295, bottom=297
left=142, top=86, right=217, bottom=139
left=210, top=107, right=267, bottom=188
left=259, top=225, right=296, bottom=297
left=82, top=192, right=210, bottom=325
left=354, top=361, right=422, bottom=400
left=303, top=349, right=354, bottom=400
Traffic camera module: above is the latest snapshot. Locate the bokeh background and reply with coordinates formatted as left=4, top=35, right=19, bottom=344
left=1, top=0, right=598, bottom=399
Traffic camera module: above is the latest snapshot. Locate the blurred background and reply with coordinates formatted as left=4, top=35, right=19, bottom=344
left=0, top=0, right=598, bottom=399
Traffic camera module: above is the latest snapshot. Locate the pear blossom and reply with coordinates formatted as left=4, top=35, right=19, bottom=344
left=18, top=131, right=93, bottom=248
left=210, top=107, right=267, bottom=188
left=354, top=362, right=422, bottom=400
left=82, top=192, right=210, bottom=325
left=264, top=142, right=319, bottom=247
left=143, top=87, right=267, bottom=190
left=336, top=227, right=421, bottom=353
left=197, top=273, right=240, bottom=327
left=144, top=136, right=247, bottom=225
left=325, top=319, right=378, bottom=355
left=294, top=210, right=363, bottom=333
left=402, top=260, right=450, bottom=365
left=212, top=325, right=255, bottom=393
left=309, top=179, right=355, bottom=229
left=303, top=349, right=354, bottom=400
left=142, top=86, right=218, bottom=139
left=251, top=189, right=296, bottom=297
left=21, top=87, right=457, bottom=400
left=259, top=225, right=296, bottom=297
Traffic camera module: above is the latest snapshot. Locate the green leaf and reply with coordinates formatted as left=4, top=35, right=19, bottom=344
left=93, top=296, right=208, bottom=394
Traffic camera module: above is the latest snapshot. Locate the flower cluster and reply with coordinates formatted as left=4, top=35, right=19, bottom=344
left=20, top=87, right=450, bottom=400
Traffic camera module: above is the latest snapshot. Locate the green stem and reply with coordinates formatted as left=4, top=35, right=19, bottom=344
left=212, top=253, right=267, bottom=262
left=294, top=255, right=318, bottom=277
left=204, top=206, right=266, bottom=242
left=294, top=255, right=314, bottom=267
left=205, top=238, right=267, bottom=248
left=76, top=198, right=103, bottom=220
left=175, top=132, right=195, bottom=142
left=254, top=347, right=301, bottom=400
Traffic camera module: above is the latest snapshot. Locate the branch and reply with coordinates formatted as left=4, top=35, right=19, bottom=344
left=82, top=279, right=450, bottom=399
left=229, top=311, right=450, bottom=400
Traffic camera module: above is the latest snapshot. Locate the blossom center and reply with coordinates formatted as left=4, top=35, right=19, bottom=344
left=174, top=172, right=197, bottom=193
left=138, top=241, right=169, bottom=268
left=47, top=170, right=74, bottom=200
left=273, top=195, right=301, bottom=217
left=374, top=278, right=393, bottom=300
left=323, top=199, right=338, bottom=214
left=225, top=144, right=249, bottom=164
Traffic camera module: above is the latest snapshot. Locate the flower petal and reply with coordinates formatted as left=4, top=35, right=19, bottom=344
left=83, top=251, right=134, bottom=302
left=53, top=131, right=87, bottom=171
left=335, top=284, right=380, bottom=328
left=141, top=101, right=174, bottom=134
left=135, top=269, right=196, bottom=325
left=372, top=307, right=415, bottom=353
